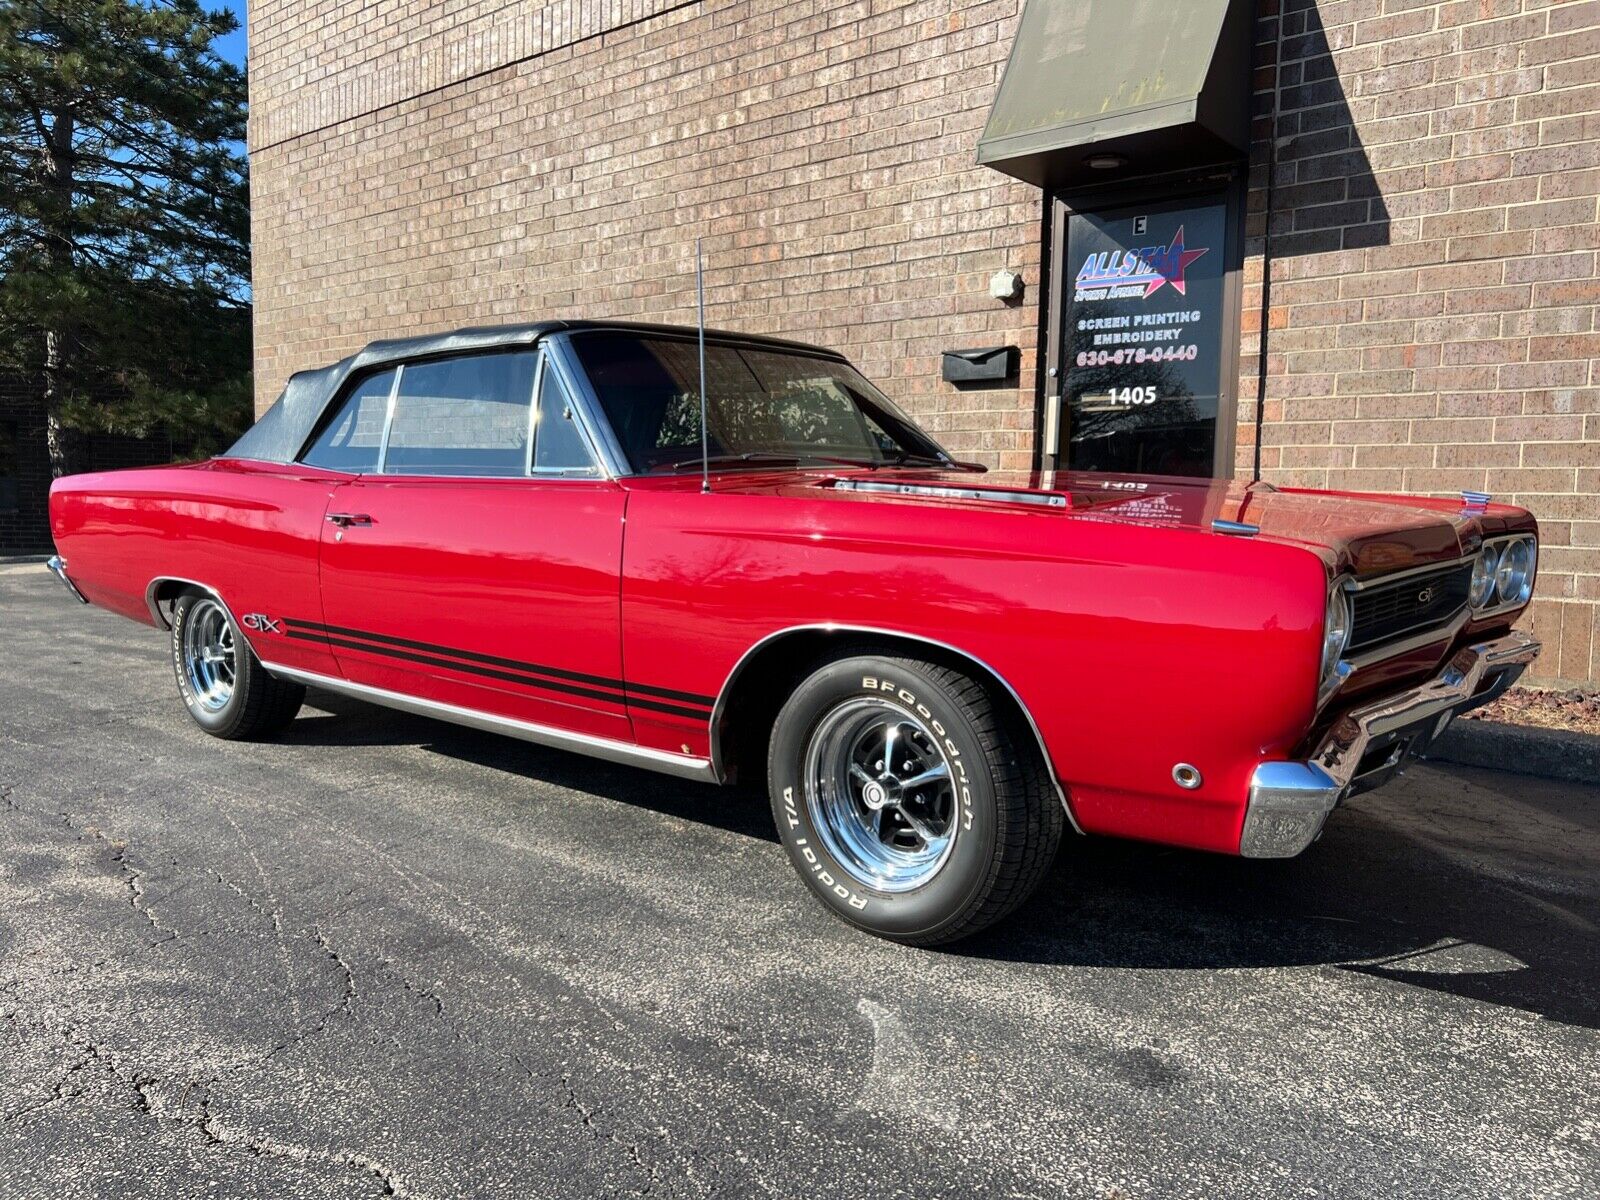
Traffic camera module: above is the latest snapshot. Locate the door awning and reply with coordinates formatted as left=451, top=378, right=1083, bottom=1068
left=978, top=0, right=1254, bottom=191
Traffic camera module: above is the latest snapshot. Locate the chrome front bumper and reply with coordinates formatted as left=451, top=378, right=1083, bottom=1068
left=45, top=555, right=89, bottom=604
left=1240, top=630, right=1540, bottom=858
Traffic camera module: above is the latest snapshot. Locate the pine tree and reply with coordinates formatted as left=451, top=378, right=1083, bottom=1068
left=0, top=0, right=251, bottom=475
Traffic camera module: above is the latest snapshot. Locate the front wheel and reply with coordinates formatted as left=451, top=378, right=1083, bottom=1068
left=171, top=592, right=304, bottom=739
left=767, top=652, right=1062, bottom=945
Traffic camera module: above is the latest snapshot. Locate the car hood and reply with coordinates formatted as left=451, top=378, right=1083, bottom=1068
left=705, top=468, right=1529, bottom=577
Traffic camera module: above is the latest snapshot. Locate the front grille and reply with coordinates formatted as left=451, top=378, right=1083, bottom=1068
left=1348, top=562, right=1472, bottom=654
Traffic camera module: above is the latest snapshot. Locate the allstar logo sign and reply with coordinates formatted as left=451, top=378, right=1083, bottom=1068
left=1074, top=226, right=1211, bottom=300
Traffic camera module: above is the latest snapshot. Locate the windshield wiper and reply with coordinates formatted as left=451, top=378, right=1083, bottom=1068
left=669, top=452, right=804, bottom=472
left=879, top=450, right=986, bottom=472
left=667, top=449, right=985, bottom=474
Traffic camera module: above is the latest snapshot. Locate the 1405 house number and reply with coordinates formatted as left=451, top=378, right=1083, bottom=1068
left=1109, top=387, right=1158, bottom=406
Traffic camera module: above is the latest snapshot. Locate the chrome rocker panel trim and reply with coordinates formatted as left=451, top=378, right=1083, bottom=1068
left=45, top=556, right=89, bottom=604
left=259, top=661, right=717, bottom=783
left=1240, top=630, right=1540, bottom=859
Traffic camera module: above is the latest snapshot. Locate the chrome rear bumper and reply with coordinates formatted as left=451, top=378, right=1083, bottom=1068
left=45, top=555, right=89, bottom=605
left=1240, top=630, right=1540, bottom=858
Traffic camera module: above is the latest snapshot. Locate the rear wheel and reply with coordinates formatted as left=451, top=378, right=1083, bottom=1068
left=768, top=651, right=1062, bottom=945
left=171, top=593, right=304, bottom=739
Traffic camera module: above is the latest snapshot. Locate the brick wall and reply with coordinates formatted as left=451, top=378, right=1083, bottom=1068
left=249, top=0, right=1044, bottom=470
left=249, top=0, right=1600, bottom=685
left=1239, top=0, right=1600, bottom=685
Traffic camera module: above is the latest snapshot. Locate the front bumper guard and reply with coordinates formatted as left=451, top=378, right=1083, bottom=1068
left=1240, top=630, right=1540, bottom=858
left=45, top=555, right=89, bottom=605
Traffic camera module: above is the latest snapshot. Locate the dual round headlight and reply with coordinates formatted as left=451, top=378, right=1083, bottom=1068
left=1471, top=535, right=1537, bottom=613
left=1322, top=587, right=1352, bottom=687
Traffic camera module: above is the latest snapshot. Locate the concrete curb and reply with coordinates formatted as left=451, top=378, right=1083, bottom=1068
left=1426, top=717, right=1600, bottom=785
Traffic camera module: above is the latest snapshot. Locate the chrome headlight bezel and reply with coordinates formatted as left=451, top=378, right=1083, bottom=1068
left=1469, top=544, right=1499, bottom=609
left=1471, top=534, right=1538, bottom=617
left=1318, top=584, right=1353, bottom=705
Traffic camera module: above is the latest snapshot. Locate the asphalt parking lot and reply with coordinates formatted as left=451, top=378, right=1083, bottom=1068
left=2, top=566, right=1597, bottom=1199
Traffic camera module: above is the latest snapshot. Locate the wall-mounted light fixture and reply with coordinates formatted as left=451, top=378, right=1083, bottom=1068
left=989, top=269, right=1023, bottom=301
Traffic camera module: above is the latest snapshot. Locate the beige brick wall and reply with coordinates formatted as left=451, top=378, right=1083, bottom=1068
left=249, top=0, right=1044, bottom=471
left=250, top=0, right=1600, bottom=685
left=1238, top=0, right=1600, bottom=685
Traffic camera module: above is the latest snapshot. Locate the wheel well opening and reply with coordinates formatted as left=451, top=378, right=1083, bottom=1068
left=715, top=630, right=1052, bottom=791
left=148, top=579, right=206, bottom=627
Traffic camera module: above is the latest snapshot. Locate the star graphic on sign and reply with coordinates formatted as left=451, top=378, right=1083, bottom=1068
left=1144, top=226, right=1210, bottom=298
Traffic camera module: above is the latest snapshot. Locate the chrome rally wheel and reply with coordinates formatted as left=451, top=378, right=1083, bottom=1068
left=170, top=591, right=304, bottom=740
left=180, top=596, right=237, bottom=712
left=804, top=698, right=958, bottom=892
left=768, top=650, right=1062, bottom=945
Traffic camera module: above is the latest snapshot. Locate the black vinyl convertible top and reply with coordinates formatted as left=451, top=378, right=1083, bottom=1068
left=225, top=319, right=839, bottom=465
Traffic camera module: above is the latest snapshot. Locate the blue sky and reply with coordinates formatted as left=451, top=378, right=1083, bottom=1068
left=213, top=1, right=248, bottom=71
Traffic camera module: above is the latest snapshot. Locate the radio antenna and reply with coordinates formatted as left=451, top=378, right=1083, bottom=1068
left=697, top=236, right=710, bottom=495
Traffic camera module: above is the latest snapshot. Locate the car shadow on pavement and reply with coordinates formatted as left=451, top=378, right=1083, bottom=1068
left=961, top=782, right=1600, bottom=1031
left=283, top=694, right=1599, bottom=1030
left=283, top=689, right=781, bottom=844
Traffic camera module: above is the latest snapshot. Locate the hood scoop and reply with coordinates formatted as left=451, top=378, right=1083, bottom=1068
left=829, top=478, right=1068, bottom=508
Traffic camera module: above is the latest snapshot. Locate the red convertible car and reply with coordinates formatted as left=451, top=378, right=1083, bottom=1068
left=47, top=321, right=1541, bottom=944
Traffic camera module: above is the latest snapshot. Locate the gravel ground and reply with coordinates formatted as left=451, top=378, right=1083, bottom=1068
left=2, top=565, right=1597, bottom=1199
left=1464, top=686, right=1600, bottom=736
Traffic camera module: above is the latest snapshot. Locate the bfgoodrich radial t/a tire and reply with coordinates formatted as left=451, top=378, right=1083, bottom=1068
left=171, top=592, right=304, bottom=740
left=768, top=651, right=1062, bottom=945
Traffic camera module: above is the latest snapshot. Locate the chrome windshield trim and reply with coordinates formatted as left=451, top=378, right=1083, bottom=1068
left=45, top=556, right=89, bottom=604
left=543, top=334, right=631, bottom=479
left=708, top=623, right=1085, bottom=835
left=258, top=662, right=715, bottom=783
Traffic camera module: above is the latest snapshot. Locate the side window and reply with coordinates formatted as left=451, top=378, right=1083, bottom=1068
left=532, top=362, right=598, bottom=475
left=385, top=352, right=535, bottom=477
left=301, top=369, right=394, bottom=472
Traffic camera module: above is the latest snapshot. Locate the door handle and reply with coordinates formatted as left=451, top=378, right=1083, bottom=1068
left=326, top=512, right=372, bottom=527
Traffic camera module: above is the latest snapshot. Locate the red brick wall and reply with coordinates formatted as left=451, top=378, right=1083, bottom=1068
left=250, top=0, right=1600, bottom=685
left=1239, top=0, right=1600, bottom=685
left=249, top=0, right=1045, bottom=470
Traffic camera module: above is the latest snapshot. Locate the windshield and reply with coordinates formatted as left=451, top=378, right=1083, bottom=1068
left=568, top=333, right=954, bottom=474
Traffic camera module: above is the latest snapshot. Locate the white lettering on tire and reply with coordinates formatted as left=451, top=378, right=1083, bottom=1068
left=860, top=676, right=976, bottom=832
left=783, top=786, right=868, bottom=910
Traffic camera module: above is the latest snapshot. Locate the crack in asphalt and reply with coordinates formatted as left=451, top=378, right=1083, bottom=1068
left=1, top=1017, right=425, bottom=1198
left=219, top=810, right=305, bottom=1025
left=64, top=813, right=183, bottom=948
left=191, top=1087, right=424, bottom=1200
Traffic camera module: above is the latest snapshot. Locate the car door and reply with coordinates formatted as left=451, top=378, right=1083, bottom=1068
left=310, top=346, right=632, bottom=742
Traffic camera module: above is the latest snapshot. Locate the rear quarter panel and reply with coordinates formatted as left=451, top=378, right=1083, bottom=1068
left=49, top=460, right=346, bottom=675
left=620, top=481, right=1330, bottom=854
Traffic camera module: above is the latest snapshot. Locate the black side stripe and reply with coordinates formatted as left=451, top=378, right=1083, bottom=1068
left=282, top=621, right=715, bottom=718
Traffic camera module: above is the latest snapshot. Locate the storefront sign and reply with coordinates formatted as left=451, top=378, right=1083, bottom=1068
left=1061, top=199, right=1228, bottom=477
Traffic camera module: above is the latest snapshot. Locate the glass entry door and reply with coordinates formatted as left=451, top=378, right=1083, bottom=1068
left=1055, top=195, right=1232, bottom=477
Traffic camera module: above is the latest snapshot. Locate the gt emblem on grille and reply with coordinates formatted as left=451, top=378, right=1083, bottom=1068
left=1416, top=587, right=1434, bottom=605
